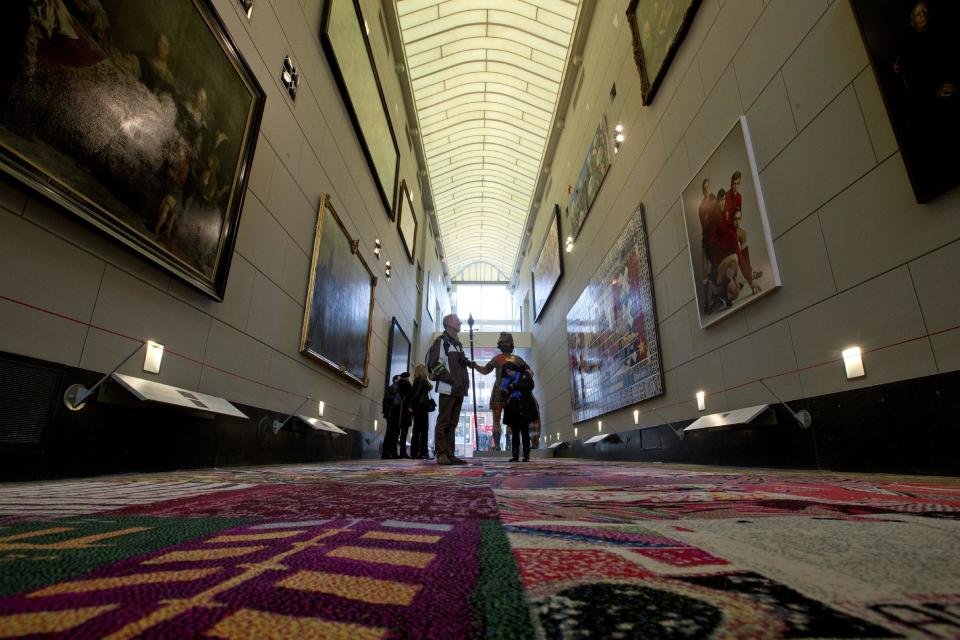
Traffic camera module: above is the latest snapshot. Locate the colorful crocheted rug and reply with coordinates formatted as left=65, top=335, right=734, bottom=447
left=0, top=460, right=957, bottom=638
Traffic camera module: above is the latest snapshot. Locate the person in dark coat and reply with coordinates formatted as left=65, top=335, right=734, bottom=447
left=381, top=375, right=399, bottom=459
left=501, top=362, right=537, bottom=462
left=393, top=372, right=413, bottom=459
left=410, top=363, right=433, bottom=459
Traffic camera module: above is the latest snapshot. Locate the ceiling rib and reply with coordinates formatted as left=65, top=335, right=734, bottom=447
left=397, top=0, right=580, bottom=282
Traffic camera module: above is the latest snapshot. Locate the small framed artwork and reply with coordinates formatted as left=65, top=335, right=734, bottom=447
left=680, top=116, right=781, bottom=329
left=850, top=0, right=960, bottom=203
left=532, top=205, right=564, bottom=322
left=397, top=179, right=418, bottom=263
left=425, top=273, right=434, bottom=322
left=0, top=0, right=265, bottom=299
left=626, top=0, right=702, bottom=105
left=301, top=194, right=377, bottom=386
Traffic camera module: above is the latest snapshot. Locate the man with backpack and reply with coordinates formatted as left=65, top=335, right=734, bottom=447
left=426, top=314, right=473, bottom=465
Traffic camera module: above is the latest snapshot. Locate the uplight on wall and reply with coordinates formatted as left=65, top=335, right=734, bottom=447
left=842, top=346, right=865, bottom=379
left=318, top=400, right=325, bottom=417
left=633, top=409, right=639, bottom=425
left=696, top=390, right=706, bottom=411
left=574, top=427, right=578, bottom=437
left=565, top=235, right=574, bottom=252
left=373, top=238, right=381, bottom=260
left=144, top=341, right=164, bottom=374
left=374, top=419, right=378, bottom=431
left=385, top=260, right=392, bottom=280
left=613, top=123, right=625, bottom=154
left=598, top=421, right=602, bottom=432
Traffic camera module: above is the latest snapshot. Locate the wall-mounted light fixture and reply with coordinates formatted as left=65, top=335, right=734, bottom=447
left=373, top=238, right=381, bottom=260
left=633, top=409, right=640, bottom=425
left=65, top=341, right=147, bottom=411
left=842, top=346, right=865, bottom=379
left=281, top=55, right=299, bottom=100
left=597, top=421, right=602, bottom=432
left=613, top=123, right=625, bottom=154
left=574, top=427, right=578, bottom=437
left=318, top=400, right=325, bottom=417
left=696, top=390, right=706, bottom=411
left=238, top=0, right=253, bottom=18
left=384, top=260, right=392, bottom=280
left=143, top=341, right=164, bottom=374
left=565, top=235, right=574, bottom=253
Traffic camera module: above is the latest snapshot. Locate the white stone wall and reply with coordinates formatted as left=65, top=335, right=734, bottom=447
left=514, top=0, right=960, bottom=440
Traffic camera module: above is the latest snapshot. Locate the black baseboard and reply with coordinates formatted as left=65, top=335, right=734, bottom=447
left=0, top=351, right=364, bottom=481
left=555, top=369, right=960, bottom=476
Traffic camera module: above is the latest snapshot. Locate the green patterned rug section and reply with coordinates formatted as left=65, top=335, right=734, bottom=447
left=472, top=520, right=535, bottom=640
left=0, top=516, right=247, bottom=597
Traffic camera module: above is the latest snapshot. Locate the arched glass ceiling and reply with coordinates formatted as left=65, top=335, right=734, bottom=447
left=397, top=0, right=580, bottom=281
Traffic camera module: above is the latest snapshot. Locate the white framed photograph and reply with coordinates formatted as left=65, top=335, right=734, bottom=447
left=680, top=116, right=781, bottom=328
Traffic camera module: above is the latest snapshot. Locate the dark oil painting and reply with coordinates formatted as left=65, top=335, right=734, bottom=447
left=851, top=0, right=960, bottom=202
left=0, top=0, right=264, bottom=298
left=301, top=194, right=376, bottom=387
left=531, top=204, right=563, bottom=322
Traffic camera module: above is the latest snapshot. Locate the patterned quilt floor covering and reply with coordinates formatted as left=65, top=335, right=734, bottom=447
left=0, top=459, right=958, bottom=639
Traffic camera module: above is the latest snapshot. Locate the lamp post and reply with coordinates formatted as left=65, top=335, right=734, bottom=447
left=467, top=313, right=479, bottom=451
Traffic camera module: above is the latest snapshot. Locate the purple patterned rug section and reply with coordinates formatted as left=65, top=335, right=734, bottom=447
left=0, top=518, right=480, bottom=639
left=113, top=482, right=500, bottom=521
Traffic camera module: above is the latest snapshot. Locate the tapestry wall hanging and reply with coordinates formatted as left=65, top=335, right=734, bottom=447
left=566, top=203, right=663, bottom=423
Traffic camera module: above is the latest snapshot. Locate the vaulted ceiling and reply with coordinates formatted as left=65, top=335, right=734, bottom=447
left=396, top=0, right=581, bottom=282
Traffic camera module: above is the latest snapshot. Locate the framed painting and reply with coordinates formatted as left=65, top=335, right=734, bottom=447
left=680, top=116, right=781, bottom=329
left=532, top=204, right=564, bottom=322
left=384, top=316, right=411, bottom=393
left=300, top=194, right=377, bottom=386
left=425, top=272, right=436, bottom=322
left=566, top=115, right=611, bottom=242
left=0, top=0, right=264, bottom=299
left=321, top=0, right=400, bottom=220
left=566, top=203, right=663, bottom=423
left=626, top=0, right=702, bottom=105
left=397, top=179, right=418, bottom=263
left=850, top=0, right=960, bottom=203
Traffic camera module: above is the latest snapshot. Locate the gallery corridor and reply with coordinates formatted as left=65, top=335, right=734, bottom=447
left=0, top=459, right=957, bottom=638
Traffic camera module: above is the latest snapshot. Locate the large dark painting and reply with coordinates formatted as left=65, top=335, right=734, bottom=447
left=384, top=316, right=411, bottom=392
left=626, top=0, right=701, bottom=105
left=681, top=116, right=781, bottom=328
left=532, top=204, right=564, bottom=322
left=566, top=116, right=611, bottom=242
left=566, top=203, right=663, bottom=423
left=301, top=194, right=377, bottom=386
left=0, top=0, right=264, bottom=299
left=851, top=0, right=960, bottom=203
left=322, top=0, right=400, bottom=220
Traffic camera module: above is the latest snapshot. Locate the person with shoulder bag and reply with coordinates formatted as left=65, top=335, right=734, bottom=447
left=410, top=363, right=434, bottom=459
left=501, top=362, right=537, bottom=462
